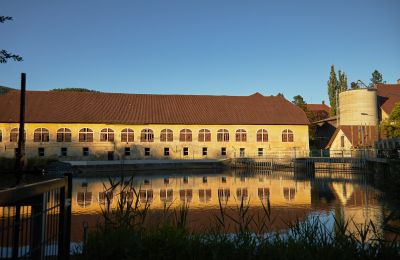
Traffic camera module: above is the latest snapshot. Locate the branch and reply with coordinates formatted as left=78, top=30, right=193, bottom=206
left=0, top=50, right=23, bottom=63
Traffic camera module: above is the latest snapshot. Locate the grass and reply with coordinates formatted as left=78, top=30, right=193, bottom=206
left=77, top=176, right=400, bottom=260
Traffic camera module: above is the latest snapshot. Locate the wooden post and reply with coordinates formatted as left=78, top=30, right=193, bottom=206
left=15, top=73, right=26, bottom=184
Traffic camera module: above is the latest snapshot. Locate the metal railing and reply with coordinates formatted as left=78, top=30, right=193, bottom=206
left=0, top=173, right=72, bottom=259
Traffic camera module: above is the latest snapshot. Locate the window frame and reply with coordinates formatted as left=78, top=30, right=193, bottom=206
left=257, top=129, right=268, bottom=142
left=235, top=129, right=247, bottom=142
left=79, top=128, right=94, bottom=142
left=34, top=128, right=50, bottom=143
left=179, top=129, right=192, bottom=142
left=57, top=128, right=72, bottom=142
left=282, top=129, right=294, bottom=142
left=141, top=128, right=154, bottom=142
left=217, top=129, right=229, bottom=142
left=100, top=128, right=115, bottom=142
left=121, top=128, right=134, bottom=143
left=198, top=129, right=211, bottom=142
left=160, top=129, right=173, bottom=142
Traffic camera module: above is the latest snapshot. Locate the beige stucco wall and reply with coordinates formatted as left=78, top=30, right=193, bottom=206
left=329, top=129, right=353, bottom=157
left=339, top=89, right=378, bottom=126
left=0, top=123, right=309, bottom=159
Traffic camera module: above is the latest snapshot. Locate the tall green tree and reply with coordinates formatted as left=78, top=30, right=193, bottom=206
left=370, top=70, right=384, bottom=85
left=327, top=65, right=338, bottom=116
left=338, top=70, right=348, bottom=92
left=0, top=16, right=23, bottom=63
left=277, top=92, right=285, bottom=98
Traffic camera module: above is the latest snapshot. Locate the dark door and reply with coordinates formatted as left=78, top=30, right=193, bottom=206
left=107, top=151, right=114, bottom=160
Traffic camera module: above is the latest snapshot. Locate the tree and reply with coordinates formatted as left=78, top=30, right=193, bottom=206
left=338, top=70, right=348, bottom=92
left=0, top=16, right=23, bottom=63
left=50, top=88, right=100, bottom=92
left=292, top=95, right=307, bottom=112
left=327, top=65, right=338, bottom=116
left=0, top=86, right=15, bottom=94
left=370, top=70, right=384, bottom=85
left=277, top=92, right=285, bottom=98
left=382, top=102, right=400, bottom=138
left=350, top=81, right=360, bottom=89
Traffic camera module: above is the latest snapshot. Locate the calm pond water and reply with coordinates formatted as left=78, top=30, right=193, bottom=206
left=70, top=169, right=386, bottom=243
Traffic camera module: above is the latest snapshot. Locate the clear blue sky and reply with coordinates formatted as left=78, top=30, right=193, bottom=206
left=1, top=0, right=399, bottom=103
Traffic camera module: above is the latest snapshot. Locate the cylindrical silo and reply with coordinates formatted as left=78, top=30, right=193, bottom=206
left=339, top=88, right=378, bottom=126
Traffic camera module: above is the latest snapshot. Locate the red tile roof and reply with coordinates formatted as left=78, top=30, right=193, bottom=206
left=376, top=83, right=400, bottom=114
left=325, top=125, right=378, bottom=149
left=306, top=103, right=330, bottom=114
left=0, top=91, right=309, bottom=125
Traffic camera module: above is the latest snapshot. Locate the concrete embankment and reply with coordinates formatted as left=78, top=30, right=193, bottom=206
left=59, top=159, right=231, bottom=175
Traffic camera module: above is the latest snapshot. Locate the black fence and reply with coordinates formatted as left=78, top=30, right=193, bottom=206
left=0, top=173, right=72, bottom=259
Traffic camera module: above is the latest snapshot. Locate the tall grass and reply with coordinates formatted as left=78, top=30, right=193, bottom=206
left=79, top=177, right=400, bottom=260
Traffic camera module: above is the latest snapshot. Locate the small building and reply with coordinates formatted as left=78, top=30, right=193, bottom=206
left=0, top=91, right=310, bottom=160
left=324, top=81, right=400, bottom=156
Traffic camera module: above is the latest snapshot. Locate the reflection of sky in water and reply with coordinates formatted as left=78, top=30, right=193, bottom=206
left=69, top=170, right=383, bottom=241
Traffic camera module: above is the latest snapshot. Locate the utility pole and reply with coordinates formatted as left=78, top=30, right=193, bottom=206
left=15, top=73, right=26, bottom=184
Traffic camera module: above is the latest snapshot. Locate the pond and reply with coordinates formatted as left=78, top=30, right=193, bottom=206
left=69, top=168, right=387, bottom=244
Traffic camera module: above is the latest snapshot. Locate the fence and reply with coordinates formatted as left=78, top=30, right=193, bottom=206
left=0, top=173, right=72, bottom=259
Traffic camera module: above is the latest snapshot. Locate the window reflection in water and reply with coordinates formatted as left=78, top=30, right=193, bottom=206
left=77, top=191, right=92, bottom=208
left=236, top=188, right=248, bottom=201
left=218, top=188, right=230, bottom=202
left=198, top=189, right=212, bottom=203
left=180, top=189, right=193, bottom=203
left=139, top=189, right=153, bottom=203
left=283, top=187, right=296, bottom=201
left=98, top=191, right=114, bottom=205
left=160, top=189, right=174, bottom=202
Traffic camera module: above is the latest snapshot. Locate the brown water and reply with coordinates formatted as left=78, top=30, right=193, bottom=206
left=69, top=169, right=387, bottom=243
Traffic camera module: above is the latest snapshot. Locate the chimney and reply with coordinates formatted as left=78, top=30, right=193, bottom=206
left=322, top=100, right=325, bottom=105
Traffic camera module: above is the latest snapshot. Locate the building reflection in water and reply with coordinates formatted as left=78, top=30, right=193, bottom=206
left=68, top=169, right=383, bottom=242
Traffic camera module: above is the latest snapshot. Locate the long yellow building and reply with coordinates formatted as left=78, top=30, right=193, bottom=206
left=0, top=91, right=309, bottom=160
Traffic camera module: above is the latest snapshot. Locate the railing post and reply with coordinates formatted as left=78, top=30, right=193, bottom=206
left=30, top=194, right=45, bottom=260
left=11, top=205, right=21, bottom=260
left=58, top=173, right=72, bottom=260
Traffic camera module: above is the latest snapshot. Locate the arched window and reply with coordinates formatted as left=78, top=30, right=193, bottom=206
left=34, top=128, right=49, bottom=142
left=235, top=129, right=247, bottom=142
left=179, top=129, right=192, bottom=142
left=160, top=129, right=173, bottom=142
left=10, top=128, right=25, bottom=142
left=79, top=128, right=94, bottom=142
left=57, top=128, right=72, bottom=142
left=141, top=128, right=154, bottom=142
left=198, top=129, right=211, bottom=142
left=282, top=129, right=294, bottom=142
left=121, top=128, right=134, bottom=143
left=100, top=128, right=115, bottom=142
left=217, top=129, right=229, bottom=142
left=257, top=129, right=268, bottom=142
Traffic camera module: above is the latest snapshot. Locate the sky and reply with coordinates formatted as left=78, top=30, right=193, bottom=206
left=1, top=0, right=399, bottom=103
